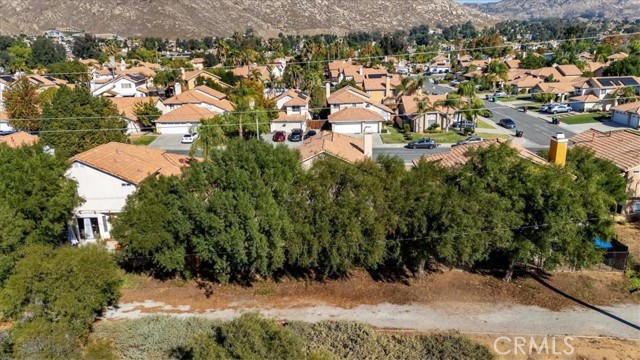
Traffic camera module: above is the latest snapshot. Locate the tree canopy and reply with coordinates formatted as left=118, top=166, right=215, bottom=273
left=3, top=76, right=41, bottom=132
left=29, top=37, right=66, bottom=67
left=72, top=34, right=103, bottom=60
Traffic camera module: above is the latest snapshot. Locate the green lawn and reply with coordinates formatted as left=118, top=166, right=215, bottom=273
left=130, top=134, right=158, bottom=146
left=560, top=112, right=609, bottom=125
left=381, top=128, right=509, bottom=144
left=497, top=96, right=518, bottom=102
left=476, top=118, right=495, bottom=129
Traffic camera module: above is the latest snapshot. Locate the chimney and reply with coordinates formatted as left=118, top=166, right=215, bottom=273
left=174, top=82, right=182, bottom=95
left=385, top=75, right=391, bottom=98
left=359, top=65, right=363, bottom=76
left=548, top=132, right=568, bottom=167
left=325, top=82, right=331, bottom=99
left=120, top=58, right=126, bottom=72
left=363, top=128, right=373, bottom=158
left=180, top=67, right=186, bottom=81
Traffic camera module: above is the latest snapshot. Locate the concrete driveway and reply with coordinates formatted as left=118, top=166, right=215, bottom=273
left=149, top=134, right=191, bottom=155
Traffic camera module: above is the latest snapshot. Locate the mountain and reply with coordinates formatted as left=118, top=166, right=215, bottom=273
left=467, top=0, right=640, bottom=20
left=0, top=0, right=493, bottom=38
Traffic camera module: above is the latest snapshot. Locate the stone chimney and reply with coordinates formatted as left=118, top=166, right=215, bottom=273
left=549, top=133, right=568, bottom=166
left=385, top=75, right=391, bottom=98
left=359, top=65, right=363, bottom=76
left=363, top=128, right=373, bottom=158
left=325, top=82, right=331, bottom=99
left=174, top=82, right=182, bottom=96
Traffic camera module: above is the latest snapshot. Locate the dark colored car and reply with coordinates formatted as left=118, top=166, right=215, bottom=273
left=407, top=138, right=439, bottom=149
left=272, top=130, right=286, bottom=142
left=451, top=136, right=483, bottom=147
left=499, top=118, right=517, bottom=129
left=450, top=120, right=476, bottom=131
left=288, top=128, right=303, bottom=142
left=303, top=130, right=317, bottom=140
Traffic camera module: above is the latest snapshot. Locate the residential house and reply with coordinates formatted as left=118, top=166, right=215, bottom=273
left=397, top=95, right=462, bottom=133
left=526, top=67, right=564, bottom=82
left=412, top=138, right=548, bottom=168
left=326, top=85, right=393, bottom=133
left=182, top=69, right=230, bottom=90
left=0, top=132, right=38, bottom=148
left=427, top=54, right=451, bottom=73
left=154, top=104, right=219, bottom=134
left=271, top=89, right=311, bottom=133
left=230, top=65, right=271, bottom=82
left=531, top=82, right=578, bottom=102
left=611, top=101, right=640, bottom=129
left=606, top=52, right=629, bottom=63
left=362, top=75, right=401, bottom=103
left=0, top=75, right=15, bottom=111
left=298, top=131, right=372, bottom=169
left=67, top=142, right=191, bottom=241
left=505, top=59, right=520, bottom=70
left=109, top=96, right=164, bottom=134
left=91, top=74, right=148, bottom=97
left=191, top=58, right=205, bottom=70
left=162, top=85, right=234, bottom=113
left=569, top=76, right=640, bottom=112
left=570, top=129, right=640, bottom=219
left=555, top=64, right=583, bottom=80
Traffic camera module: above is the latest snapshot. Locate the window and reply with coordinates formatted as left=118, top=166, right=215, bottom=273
left=121, top=83, right=132, bottom=89
left=292, top=106, right=301, bottom=113
left=633, top=201, right=640, bottom=213
left=600, top=89, right=606, bottom=95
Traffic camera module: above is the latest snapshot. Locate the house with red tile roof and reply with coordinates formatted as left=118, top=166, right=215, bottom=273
left=570, top=129, right=640, bottom=218
left=397, top=95, right=463, bottom=133
left=611, top=101, right=640, bottom=129
left=326, top=85, right=393, bottom=134
left=0, top=132, right=38, bottom=148
left=271, top=89, right=311, bottom=133
left=67, top=142, right=191, bottom=241
left=297, top=131, right=372, bottom=169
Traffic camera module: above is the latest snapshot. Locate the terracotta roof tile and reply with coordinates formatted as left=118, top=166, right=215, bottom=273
left=275, top=112, right=308, bottom=122
left=156, top=104, right=217, bottom=123
left=298, top=131, right=366, bottom=164
left=327, top=86, right=370, bottom=104
left=533, top=82, right=576, bottom=94
left=163, top=87, right=234, bottom=112
left=329, top=108, right=385, bottom=122
left=569, top=94, right=600, bottom=102
left=570, top=129, right=640, bottom=171
left=0, top=132, right=38, bottom=148
left=611, top=101, right=640, bottom=115
left=555, top=64, right=583, bottom=77
left=414, top=139, right=547, bottom=168
left=71, top=142, right=190, bottom=185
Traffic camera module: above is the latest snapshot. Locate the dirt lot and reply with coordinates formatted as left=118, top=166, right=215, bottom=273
left=615, top=222, right=640, bottom=263
left=121, top=268, right=638, bottom=313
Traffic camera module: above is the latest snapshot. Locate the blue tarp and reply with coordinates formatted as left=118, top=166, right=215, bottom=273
left=594, top=237, right=613, bottom=249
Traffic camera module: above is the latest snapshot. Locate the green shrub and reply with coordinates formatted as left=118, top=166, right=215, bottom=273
left=10, top=319, right=82, bottom=360
left=626, top=268, right=640, bottom=293
left=403, top=123, right=411, bottom=134
left=381, top=128, right=388, bottom=134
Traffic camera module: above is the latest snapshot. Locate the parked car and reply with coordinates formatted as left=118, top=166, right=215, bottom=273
left=181, top=132, right=199, bottom=144
left=424, top=70, right=432, bottom=76
left=493, top=90, right=508, bottom=97
left=303, top=130, right=317, bottom=140
left=546, top=103, right=572, bottom=114
left=451, top=136, right=483, bottom=147
left=396, top=68, right=409, bottom=75
left=272, top=130, right=286, bottom=142
left=450, top=80, right=460, bottom=86
left=407, top=137, right=439, bottom=149
left=540, top=103, right=559, bottom=113
left=288, top=128, right=303, bottom=142
left=498, top=118, right=517, bottom=129
left=450, top=120, right=476, bottom=131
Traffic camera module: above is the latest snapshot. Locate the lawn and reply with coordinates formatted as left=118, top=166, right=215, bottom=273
left=381, top=127, right=509, bottom=144
left=497, top=96, right=518, bottom=102
left=476, top=118, right=495, bottom=129
left=560, top=112, right=609, bottom=125
left=130, top=134, right=158, bottom=146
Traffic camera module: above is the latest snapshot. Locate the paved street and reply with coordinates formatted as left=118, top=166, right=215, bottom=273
left=373, top=146, right=448, bottom=164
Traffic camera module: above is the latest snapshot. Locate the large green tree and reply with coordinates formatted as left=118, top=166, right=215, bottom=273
left=4, top=76, right=41, bottom=132
left=29, top=37, right=66, bottom=67
left=132, top=98, right=162, bottom=128
left=46, top=61, right=89, bottom=83
left=72, top=34, right=102, bottom=60
left=40, top=85, right=127, bottom=157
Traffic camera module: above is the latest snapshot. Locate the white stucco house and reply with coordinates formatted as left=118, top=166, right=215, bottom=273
left=66, top=142, right=191, bottom=242
left=270, top=89, right=311, bottom=133
left=611, top=101, right=640, bottom=129
left=326, top=85, right=392, bottom=134
left=91, top=74, right=148, bottom=97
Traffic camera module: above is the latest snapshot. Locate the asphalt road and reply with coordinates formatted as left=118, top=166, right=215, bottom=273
left=373, top=146, right=448, bottom=164
left=483, top=99, right=575, bottom=147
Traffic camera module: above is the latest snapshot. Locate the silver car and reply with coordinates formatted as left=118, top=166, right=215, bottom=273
left=546, top=104, right=572, bottom=114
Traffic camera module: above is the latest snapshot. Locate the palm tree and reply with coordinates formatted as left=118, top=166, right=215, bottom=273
left=284, top=63, right=304, bottom=89
left=461, top=98, right=485, bottom=124
left=190, top=117, right=228, bottom=159
left=615, top=86, right=637, bottom=105
left=215, top=39, right=230, bottom=64
left=436, top=93, right=462, bottom=130
left=457, top=81, right=476, bottom=104
left=405, top=74, right=427, bottom=96
left=486, top=61, right=508, bottom=91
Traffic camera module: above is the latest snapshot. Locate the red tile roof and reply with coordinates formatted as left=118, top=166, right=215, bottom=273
left=570, top=129, right=640, bottom=171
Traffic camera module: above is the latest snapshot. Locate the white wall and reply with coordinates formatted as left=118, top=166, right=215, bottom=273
left=0, top=120, right=14, bottom=132
left=156, top=122, right=198, bottom=134
left=270, top=121, right=306, bottom=133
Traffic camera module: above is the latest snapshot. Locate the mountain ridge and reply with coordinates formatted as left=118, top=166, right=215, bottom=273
left=467, top=0, right=640, bottom=20
left=0, top=0, right=494, bottom=38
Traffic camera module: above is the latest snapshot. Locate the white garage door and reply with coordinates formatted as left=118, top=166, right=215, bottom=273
left=156, top=122, right=196, bottom=135
left=362, top=122, right=380, bottom=133
left=332, top=123, right=362, bottom=134
left=612, top=111, right=627, bottom=125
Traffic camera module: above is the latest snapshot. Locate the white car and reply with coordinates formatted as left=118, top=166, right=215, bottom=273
left=181, top=132, right=199, bottom=144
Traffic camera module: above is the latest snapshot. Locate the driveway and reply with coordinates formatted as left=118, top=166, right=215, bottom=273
left=148, top=134, right=191, bottom=155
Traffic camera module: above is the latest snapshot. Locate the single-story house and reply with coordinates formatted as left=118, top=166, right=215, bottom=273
left=154, top=103, right=217, bottom=134
left=67, top=142, right=191, bottom=241
left=297, top=131, right=372, bottom=169
left=328, top=108, right=385, bottom=134
left=611, top=101, right=640, bottom=129
left=531, top=82, right=577, bottom=102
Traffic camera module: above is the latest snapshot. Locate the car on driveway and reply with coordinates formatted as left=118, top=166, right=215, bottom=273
left=540, top=103, right=559, bottom=113
left=303, top=130, right=317, bottom=140
left=493, top=90, right=508, bottom=97
left=181, top=132, right=199, bottom=144
left=546, top=103, right=572, bottom=114
left=407, top=138, right=439, bottom=149
left=288, top=128, right=303, bottom=142
left=450, top=120, right=476, bottom=131
left=498, top=118, right=517, bottom=129
left=451, top=136, right=483, bottom=147
left=272, top=130, right=286, bottom=142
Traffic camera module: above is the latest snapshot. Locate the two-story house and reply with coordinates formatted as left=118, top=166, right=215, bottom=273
left=91, top=74, right=149, bottom=97
left=569, top=77, right=640, bottom=112
left=67, top=142, right=191, bottom=242
left=326, top=85, right=393, bottom=134
left=270, top=89, right=311, bottom=133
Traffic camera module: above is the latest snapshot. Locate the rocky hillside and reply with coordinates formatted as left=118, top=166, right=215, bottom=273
left=468, top=0, right=640, bottom=20
left=0, top=0, right=493, bottom=38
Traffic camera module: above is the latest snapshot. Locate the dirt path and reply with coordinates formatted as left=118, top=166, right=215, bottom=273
left=104, top=300, right=640, bottom=340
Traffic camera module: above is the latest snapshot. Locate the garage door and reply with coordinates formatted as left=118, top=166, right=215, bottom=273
left=332, top=123, right=362, bottom=134
left=156, top=122, right=196, bottom=134
left=362, top=122, right=379, bottom=133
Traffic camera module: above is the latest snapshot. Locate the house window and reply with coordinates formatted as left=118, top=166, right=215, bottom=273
left=633, top=201, right=640, bottom=213
left=600, top=89, right=606, bottom=95
left=121, top=83, right=132, bottom=89
left=292, top=106, right=301, bottom=113
left=352, top=103, right=357, bottom=107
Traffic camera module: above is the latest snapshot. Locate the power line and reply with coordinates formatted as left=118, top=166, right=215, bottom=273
left=12, top=31, right=640, bottom=77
